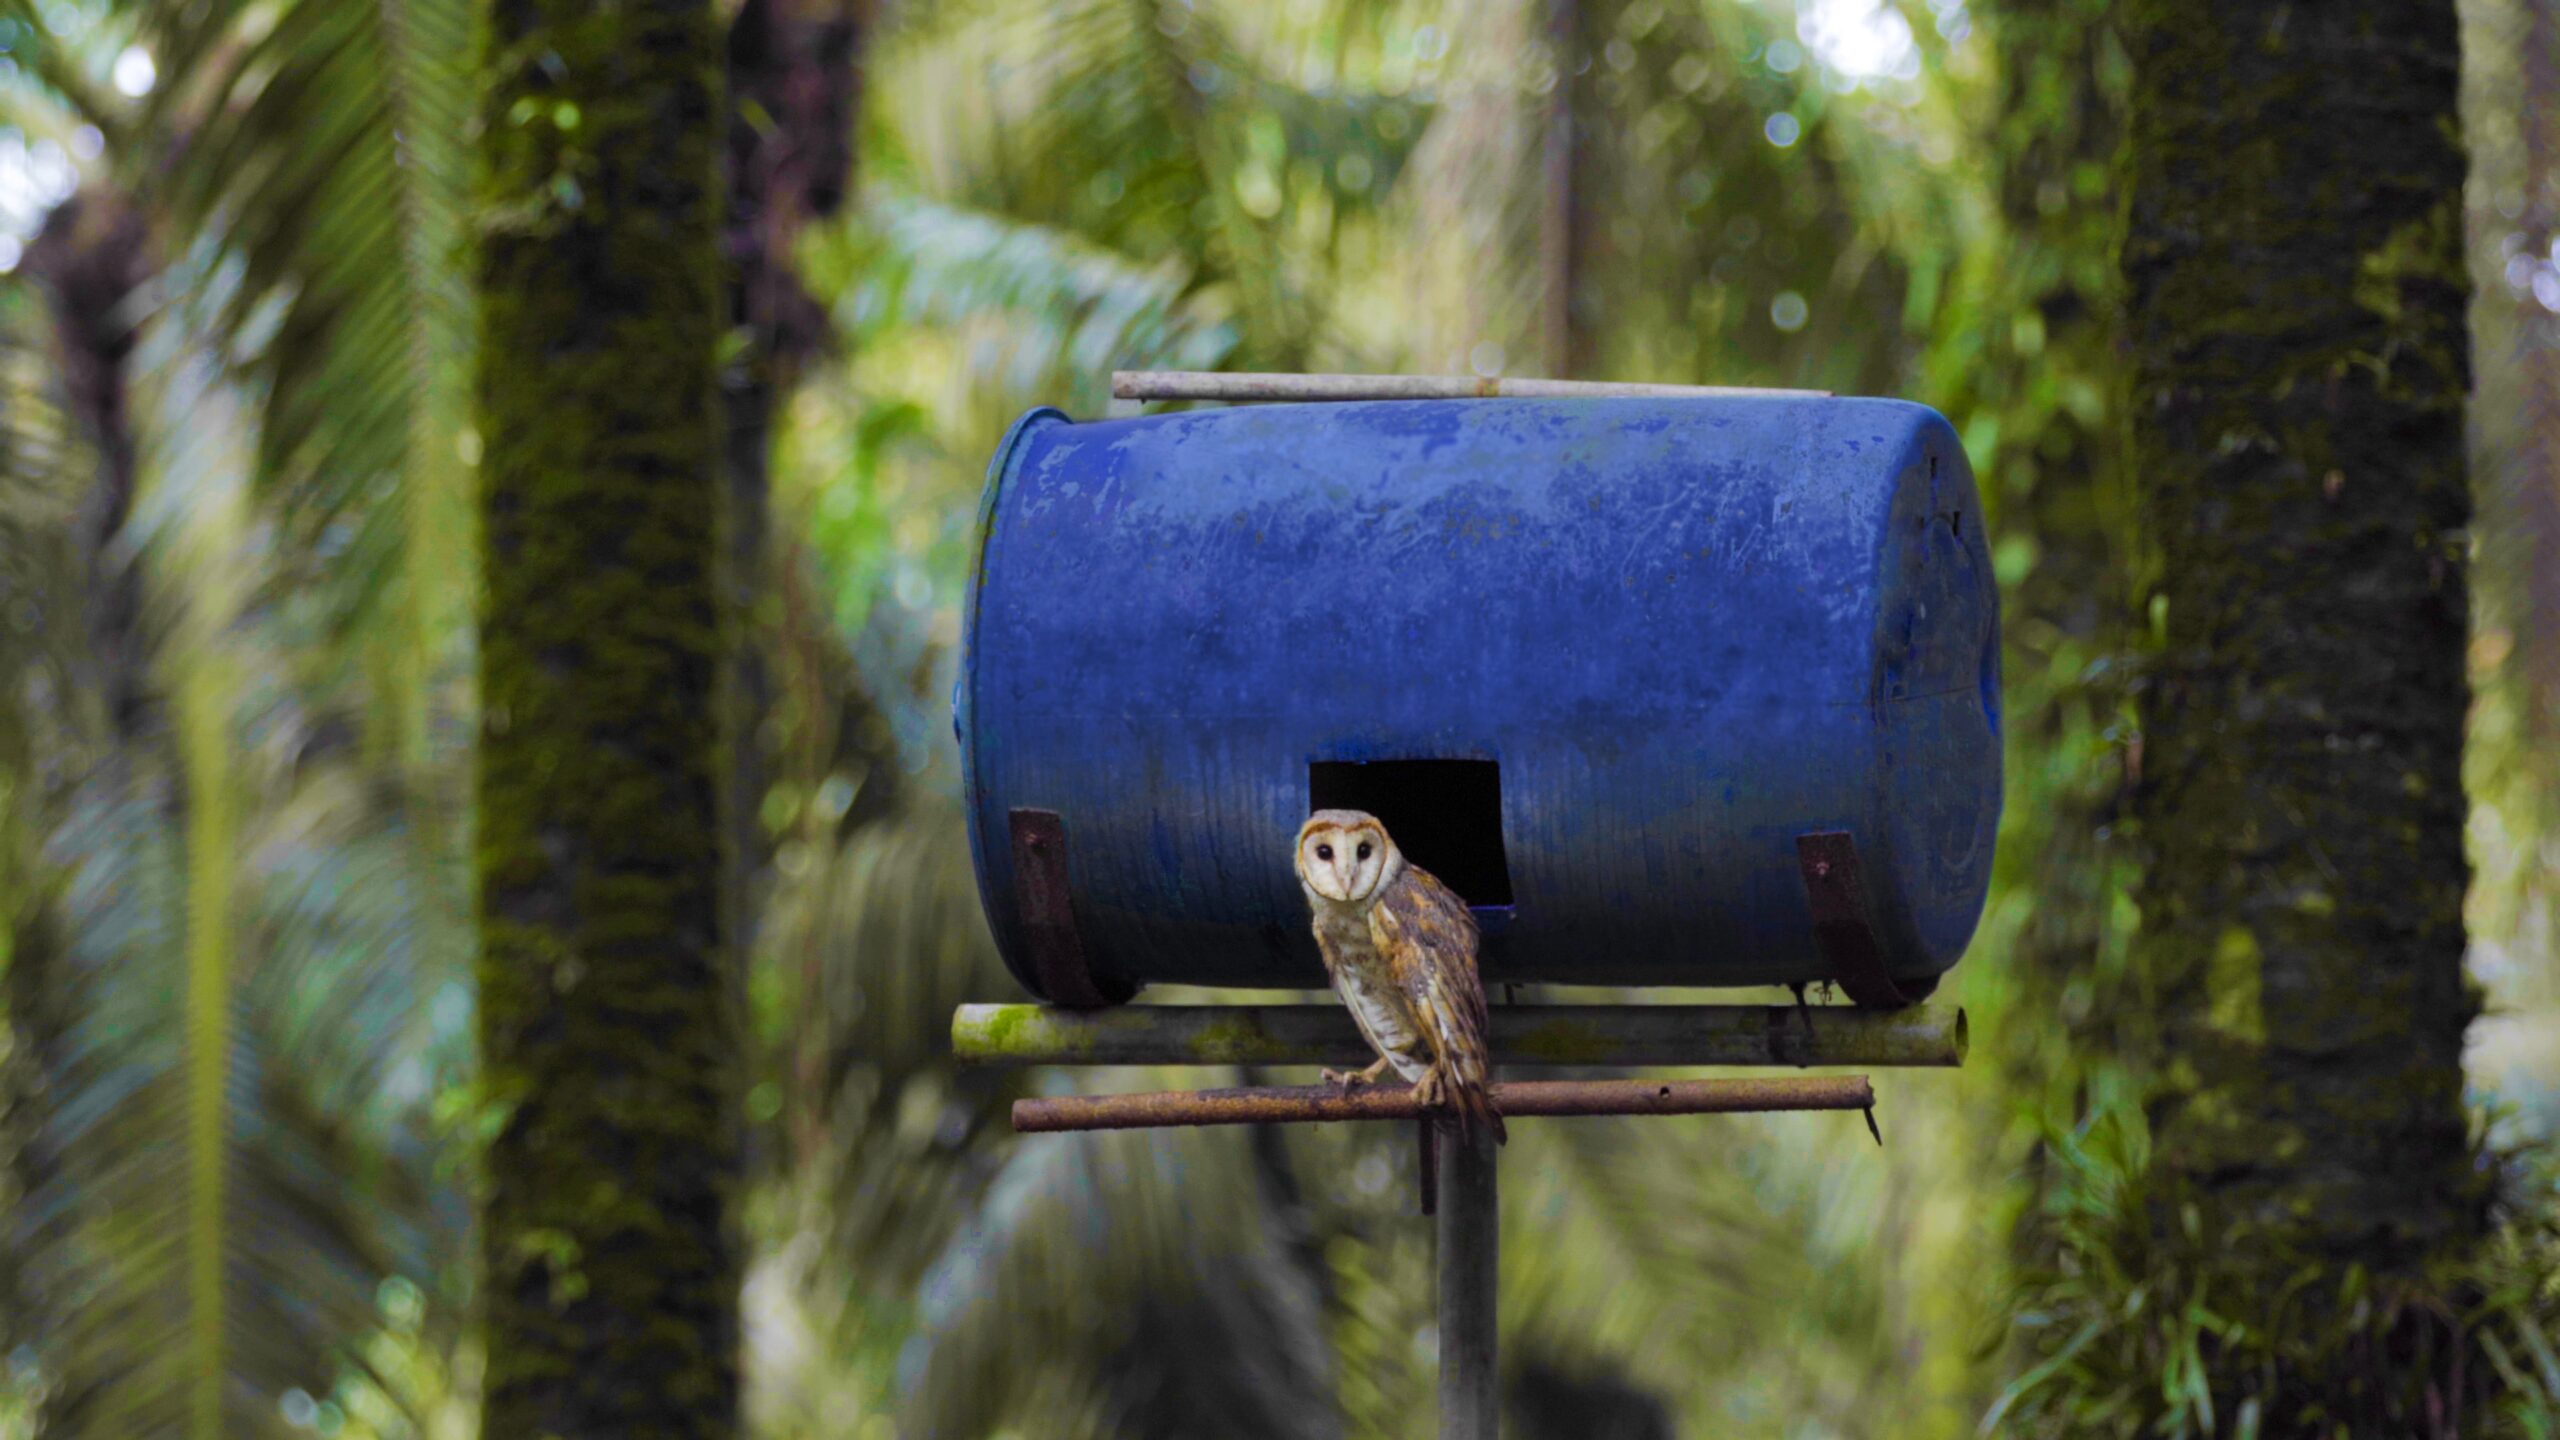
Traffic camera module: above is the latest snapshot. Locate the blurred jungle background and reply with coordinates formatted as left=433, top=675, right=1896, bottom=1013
left=0, top=0, right=2554, bottom=1436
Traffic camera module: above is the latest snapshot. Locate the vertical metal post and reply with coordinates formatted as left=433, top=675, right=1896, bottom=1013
left=1436, top=1127, right=1499, bottom=1439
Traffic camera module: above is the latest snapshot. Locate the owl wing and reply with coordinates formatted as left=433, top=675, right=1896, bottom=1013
left=1369, top=864, right=1505, bottom=1145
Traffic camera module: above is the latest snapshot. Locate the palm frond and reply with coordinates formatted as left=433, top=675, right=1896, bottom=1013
left=0, top=248, right=465, bottom=1438
left=86, top=0, right=477, bottom=782
left=5, top=648, right=458, bottom=1440
left=899, top=1120, right=1341, bottom=1440
left=0, top=6, right=482, bottom=1421
left=874, top=0, right=1429, bottom=369
left=831, top=186, right=1241, bottom=413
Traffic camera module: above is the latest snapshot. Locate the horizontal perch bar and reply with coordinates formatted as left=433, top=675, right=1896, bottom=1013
left=1111, top=370, right=1829, bottom=403
left=953, top=1002, right=1966, bottom=1070
left=1013, top=1075, right=1876, bottom=1133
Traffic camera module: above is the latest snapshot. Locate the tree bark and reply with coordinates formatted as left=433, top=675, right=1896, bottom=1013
left=23, top=188, right=151, bottom=742
left=719, top=0, right=862, bottom=1123
left=474, top=0, right=736, bottom=1434
left=2122, top=0, right=2482, bottom=1395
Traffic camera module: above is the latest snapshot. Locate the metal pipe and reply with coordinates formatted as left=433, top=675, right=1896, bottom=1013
left=1439, top=1128, right=1499, bottom=1440
left=1010, top=1074, right=1874, bottom=1133
left=954, top=1003, right=1965, bottom=1070
left=1110, top=370, right=1827, bottom=403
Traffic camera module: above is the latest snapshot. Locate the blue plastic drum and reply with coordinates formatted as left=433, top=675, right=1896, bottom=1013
left=957, top=397, right=2000, bottom=1003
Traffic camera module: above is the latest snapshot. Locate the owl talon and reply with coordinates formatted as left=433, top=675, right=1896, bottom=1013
left=1323, top=1057, right=1396, bottom=1091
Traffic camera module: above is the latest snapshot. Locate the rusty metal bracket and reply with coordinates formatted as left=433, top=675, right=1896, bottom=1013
left=1796, top=831, right=1914, bottom=1010
left=1009, top=808, right=1134, bottom=1009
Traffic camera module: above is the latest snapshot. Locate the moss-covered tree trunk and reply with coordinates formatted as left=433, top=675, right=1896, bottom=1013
left=475, top=0, right=735, bottom=1434
left=2120, top=0, right=2482, bottom=1419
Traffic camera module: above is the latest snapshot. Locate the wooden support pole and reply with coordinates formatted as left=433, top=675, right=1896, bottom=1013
left=954, top=1002, right=1965, bottom=1070
left=1110, top=370, right=1827, bottom=403
left=1439, top=1128, right=1499, bottom=1440
left=1010, top=1074, right=1874, bottom=1133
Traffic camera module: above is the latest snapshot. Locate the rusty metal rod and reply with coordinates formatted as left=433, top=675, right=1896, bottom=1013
left=1111, top=370, right=1828, bottom=403
left=954, top=1002, right=1965, bottom=1070
left=1011, top=1074, right=1874, bottom=1133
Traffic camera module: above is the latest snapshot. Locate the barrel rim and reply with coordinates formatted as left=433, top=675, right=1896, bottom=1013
left=961, top=405, right=1073, bottom=1002
left=1859, top=404, right=2001, bottom=980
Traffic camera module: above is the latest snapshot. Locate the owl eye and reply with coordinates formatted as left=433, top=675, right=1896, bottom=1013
left=1356, top=842, right=1373, bottom=861
left=1315, top=844, right=1334, bottom=862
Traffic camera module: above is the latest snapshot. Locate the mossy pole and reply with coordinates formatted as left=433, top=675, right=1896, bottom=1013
left=2118, top=0, right=2481, bottom=1419
left=475, top=0, right=736, bottom=1435
left=951, top=1002, right=1968, bottom=1069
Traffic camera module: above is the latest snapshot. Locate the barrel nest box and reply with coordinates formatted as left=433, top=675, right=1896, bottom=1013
left=956, top=396, right=2001, bottom=1007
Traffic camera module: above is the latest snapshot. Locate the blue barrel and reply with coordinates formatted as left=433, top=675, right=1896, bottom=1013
left=958, top=397, right=1999, bottom=1003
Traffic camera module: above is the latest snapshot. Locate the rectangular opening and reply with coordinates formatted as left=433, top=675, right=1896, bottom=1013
left=1308, top=759, right=1514, bottom=907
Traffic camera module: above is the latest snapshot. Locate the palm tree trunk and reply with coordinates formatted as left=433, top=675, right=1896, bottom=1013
left=23, top=189, right=150, bottom=741
left=2515, top=0, right=2560, bottom=875
left=720, top=0, right=863, bottom=1083
left=474, top=0, right=736, bottom=1434
left=2120, top=0, right=2482, bottom=1410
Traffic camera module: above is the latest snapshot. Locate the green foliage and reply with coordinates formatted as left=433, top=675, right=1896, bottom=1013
left=869, top=0, right=1426, bottom=372
left=2460, top=0, right=2560, bottom=1138
left=0, top=289, right=466, bottom=1438
left=0, top=0, right=479, bottom=1433
left=19, top=0, right=482, bottom=780
left=1994, top=1103, right=2560, bottom=1438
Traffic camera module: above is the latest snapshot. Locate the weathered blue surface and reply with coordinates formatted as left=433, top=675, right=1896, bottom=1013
left=958, top=397, right=2001, bottom=998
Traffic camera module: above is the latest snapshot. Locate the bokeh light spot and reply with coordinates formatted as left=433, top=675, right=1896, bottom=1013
left=1799, top=0, right=1916, bottom=80
left=111, top=44, right=155, bottom=98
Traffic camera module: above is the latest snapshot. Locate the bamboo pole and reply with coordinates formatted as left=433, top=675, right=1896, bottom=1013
left=1010, top=1074, right=1874, bottom=1133
left=953, top=1002, right=1965, bottom=1070
left=1111, top=370, right=1828, bottom=403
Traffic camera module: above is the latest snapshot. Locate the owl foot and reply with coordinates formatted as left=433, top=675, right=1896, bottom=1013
left=1322, top=1057, right=1397, bottom=1090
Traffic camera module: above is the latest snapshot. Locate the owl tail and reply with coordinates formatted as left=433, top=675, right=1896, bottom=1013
left=1444, top=1071, right=1508, bottom=1148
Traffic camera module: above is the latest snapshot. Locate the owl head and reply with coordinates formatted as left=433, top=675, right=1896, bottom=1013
left=1295, top=809, right=1401, bottom=905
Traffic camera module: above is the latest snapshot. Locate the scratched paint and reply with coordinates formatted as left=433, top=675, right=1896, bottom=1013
left=958, top=397, right=2001, bottom=1000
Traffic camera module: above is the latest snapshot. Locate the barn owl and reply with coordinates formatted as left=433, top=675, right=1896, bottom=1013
left=1294, top=809, right=1505, bottom=1145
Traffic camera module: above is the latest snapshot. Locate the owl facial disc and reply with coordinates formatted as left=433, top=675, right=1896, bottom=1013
left=1295, top=809, right=1398, bottom=904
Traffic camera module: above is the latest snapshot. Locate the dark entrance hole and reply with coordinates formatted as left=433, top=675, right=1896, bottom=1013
left=1308, top=759, right=1514, bottom=907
